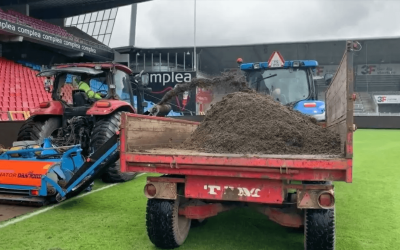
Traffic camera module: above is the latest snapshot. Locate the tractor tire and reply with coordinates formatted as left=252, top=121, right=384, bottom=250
left=146, top=198, right=191, bottom=249
left=304, top=208, right=335, bottom=250
left=90, top=111, right=137, bottom=183
left=17, top=116, right=61, bottom=144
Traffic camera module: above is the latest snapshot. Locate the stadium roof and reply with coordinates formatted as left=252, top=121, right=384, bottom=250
left=0, top=0, right=150, bottom=19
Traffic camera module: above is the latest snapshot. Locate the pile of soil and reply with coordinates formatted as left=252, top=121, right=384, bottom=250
left=181, top=91, right=342, bottom=155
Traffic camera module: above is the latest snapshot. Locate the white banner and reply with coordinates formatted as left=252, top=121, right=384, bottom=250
left=374, top=95, right=400, bottom=104
left=357, top=64, right=400, bottom=76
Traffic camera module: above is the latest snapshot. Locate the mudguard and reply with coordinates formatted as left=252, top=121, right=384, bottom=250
left=86, top=100, right=135, bottom=115
left=293, top=100, right=325, bottom=121
left=31, top=101, right=64, bottom=115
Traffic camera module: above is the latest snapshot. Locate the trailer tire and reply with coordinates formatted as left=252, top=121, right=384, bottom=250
left=304, top=208, right=335, bottom=250
left=17, top=116, right=61, bottom=144
left=146, top=198, right=191, bottom=249
left=90, top=111, right=137, bottom=183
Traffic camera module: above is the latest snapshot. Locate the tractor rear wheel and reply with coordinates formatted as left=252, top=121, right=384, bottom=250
left=90, top=111, right=137, bottom=183
left=17, top=116, right=61, bottom=144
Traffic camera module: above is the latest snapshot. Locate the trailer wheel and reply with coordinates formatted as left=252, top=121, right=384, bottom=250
left=17, top=116, right=61, bottom=144
left=90, top=111, right=137, bottom=183
left=304, top=208, right=335, bottom=250
left=146, top=198, right=191, bottom=249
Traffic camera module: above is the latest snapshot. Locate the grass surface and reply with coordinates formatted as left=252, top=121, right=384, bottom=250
left=0, top=130, right=399, bottom=250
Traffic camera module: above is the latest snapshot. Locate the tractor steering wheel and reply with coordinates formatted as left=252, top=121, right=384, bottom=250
left=96, top=89, right=108, bottom=97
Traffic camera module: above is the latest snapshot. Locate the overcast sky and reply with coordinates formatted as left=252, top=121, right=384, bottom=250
left=109, top=0, right=400, bottom=48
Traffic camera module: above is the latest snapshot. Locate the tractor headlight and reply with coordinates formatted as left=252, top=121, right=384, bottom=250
left=293, top=61, right=300, bottom=67
left=253, top=63, right=260, bottom=69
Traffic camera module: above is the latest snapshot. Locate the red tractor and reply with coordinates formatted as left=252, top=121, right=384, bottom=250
left=16, top=62, right=145, bottom=183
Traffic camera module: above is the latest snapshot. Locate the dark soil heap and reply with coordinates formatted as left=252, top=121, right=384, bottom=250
left=182, top=91, right=342, bottom=155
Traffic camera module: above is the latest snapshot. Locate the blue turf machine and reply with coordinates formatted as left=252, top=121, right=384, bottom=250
left=238, top=51, right=326, bottom=122
left=0, top=134, right=120, bottom=206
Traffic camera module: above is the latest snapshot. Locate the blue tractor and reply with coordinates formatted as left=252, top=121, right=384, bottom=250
left=238, top=51, right=326, bottom=122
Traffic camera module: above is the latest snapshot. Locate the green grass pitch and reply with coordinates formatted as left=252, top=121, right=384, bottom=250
left=0, top=129, right=399, bottom=250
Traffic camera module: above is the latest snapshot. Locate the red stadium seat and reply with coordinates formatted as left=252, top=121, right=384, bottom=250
left=15, top=113, right=25, bottom=120
left=0, top=113, right=9, bottom=121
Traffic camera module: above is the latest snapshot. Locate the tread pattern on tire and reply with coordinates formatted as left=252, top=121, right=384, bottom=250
left=17, top=116, right=61, bottom=144
left=146, top=199, right=191, bottom=249
left=90, top=111, right=136, bottom=183
left=305, top=208, right=335, bottom=250
left=303, top=180, right=335, bottom=250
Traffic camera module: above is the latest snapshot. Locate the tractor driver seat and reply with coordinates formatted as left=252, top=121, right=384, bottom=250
left=72, top=90, right=94, bottom=106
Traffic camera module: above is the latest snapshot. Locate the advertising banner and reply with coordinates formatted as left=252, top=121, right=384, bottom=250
left=0, top=18, right=113, bottom=59
left=147, top=71, right=195, bottom=86
left=374, top=95, right=400, bottom=104
left=138, top=71, right=197, bottom=114
left=357, top=64, right=400, bottom=76
left=196, top=88, right=213, bottom=104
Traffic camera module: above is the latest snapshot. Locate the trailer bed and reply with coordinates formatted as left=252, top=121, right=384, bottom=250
left=129, top=148, right=343, bottom=159
left=121, top=145, right=352, bottom=183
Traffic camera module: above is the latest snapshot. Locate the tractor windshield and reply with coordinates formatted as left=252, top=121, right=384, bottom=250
left=114, top=70, right=132, bottom=105
left=247, top=68, right=310, bottom=105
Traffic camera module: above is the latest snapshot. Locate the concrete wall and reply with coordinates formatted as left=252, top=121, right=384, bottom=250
left=354, top=116, right=400, bottom=129
left=114, top=51, right=130, bottom=67
left=0, top=121, right=24, bottom=148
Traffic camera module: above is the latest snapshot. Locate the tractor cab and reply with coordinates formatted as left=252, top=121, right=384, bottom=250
left=38, top=63, right=135, bottom=109
left=239, top=52, right=326, bottom=121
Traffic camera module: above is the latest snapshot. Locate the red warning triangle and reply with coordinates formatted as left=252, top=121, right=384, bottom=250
left=268, top=51, right=285, bottom=68
left=299, top=192, right=311, bottom=207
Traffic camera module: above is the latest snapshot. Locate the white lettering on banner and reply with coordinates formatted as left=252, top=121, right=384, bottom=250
left=63, top=40, right=80, bottom=49
left=82, top=45, right=97, bottom=54
left=163, top=74, right=171, bottom=84
left=149, top=72, right=193, bottom=86
left=0, top=21, right=15, bottom=31
left=184, top=74, right=191, bottom=82
left=374, top=95, right=400, bottom=104
left=150, top=74, right=162, bottom=83
left=175, top=73, right=183, bottom=83
left=0, top=18, right=102, bottom=55
left=203, top=185, right=262, bottom=198
left=42, top=34, right=62, bottom=44
left=17, top=27, right=41, bottom=38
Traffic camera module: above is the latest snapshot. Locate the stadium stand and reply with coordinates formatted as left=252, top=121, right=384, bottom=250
left=0, top=8, right=111, bottom=51
left=354, top=93, right=365, bottom=114
left=0, top=57, right=51, bottom=121
left=16, top=60, right=42, bottom=71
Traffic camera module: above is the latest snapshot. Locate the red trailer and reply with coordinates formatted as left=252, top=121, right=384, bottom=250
left=119, top=41, right=357, bottom=250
